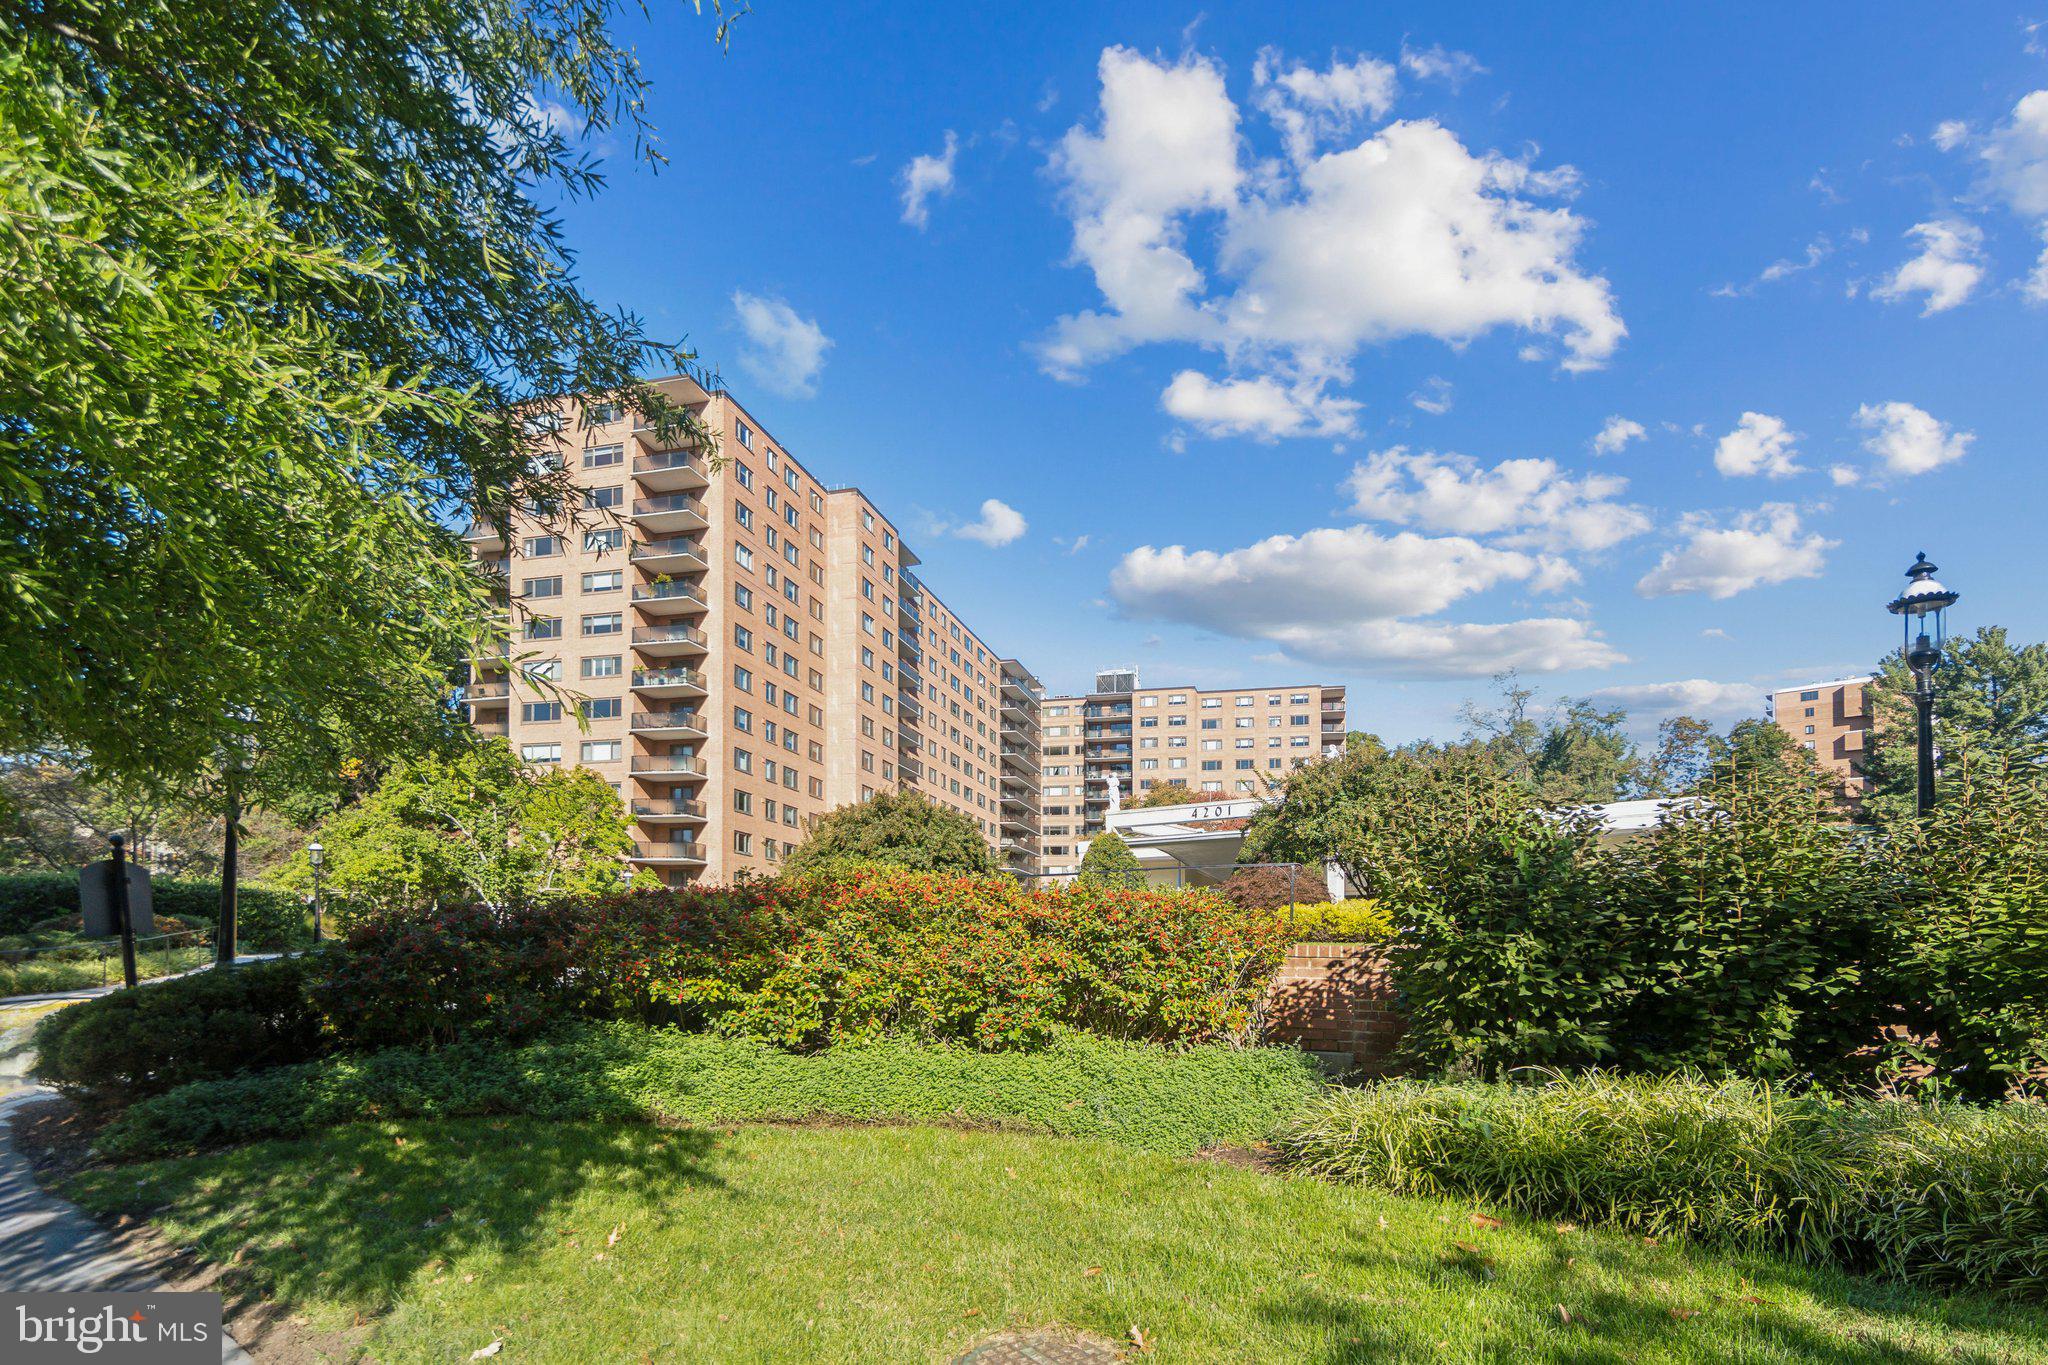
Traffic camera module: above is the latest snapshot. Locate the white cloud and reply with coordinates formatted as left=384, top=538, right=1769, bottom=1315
left=1252, top=49, right=1398, bottom=164
left=899, top=130, right=959, bottom=229
left=1713, top=412, right=1804, bottom=479
left=1343, top=446, right=1650, bottom=553
left=1585, top=679, right=1760, bottom=726
left=1712, top=233, right=1852, bottom=297
left=1851, top=401, right=1973, bottom=477
left=1932, top=119, right=1970, bottom=151
left=1975, top=91, right=2048, bottom=302
left=1037, top=47, right=1624, bottom=396
left=1160, top=371, right=1360, bottom=440
left=1109, top=524, right=1622, bottom=678
left=1399, top=44, right=1487, bottom=88
left=730, top=292, right=833, bottom=399
left=952, top=498, right=1028, bottom=547
left=1591, top=415, right=1645, bottom=454
left=1409, top=376, right=1453, bottom=414
left=1871, top=220, right=1985, bottom=314
left=1636, top=504, right=1834, bottom=599
left=1829, top=463, right=1862, bottom=487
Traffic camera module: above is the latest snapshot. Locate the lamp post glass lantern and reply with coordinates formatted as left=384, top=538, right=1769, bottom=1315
left=1885, top=552, right=1960, bottom=816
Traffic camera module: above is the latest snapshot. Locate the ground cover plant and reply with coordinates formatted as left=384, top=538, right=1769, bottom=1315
left=64, top=1118, right=2048, bottom=1362
left=1275, top=1072, right=2048, bottom=1297
left=95, top=1022, right=1322, bottom=1160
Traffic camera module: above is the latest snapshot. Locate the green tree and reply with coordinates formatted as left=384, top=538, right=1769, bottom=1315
left=1864, top=626, right=2048, bottom=825
left=1, top=3, right=732, bottom=793
left=1131, top=782, right=1196, bottom=809
left=1458, top=674, right=1636, bottom=804
left=1708, top=718, right=1820, bottom=788
left=1077, top=830, right=1144, bottom=888
left=783, top=790, right=999, bottom=878
left=1631, top=715, right=1728, bottom=797
left=274, top=741, right=643, bottom=913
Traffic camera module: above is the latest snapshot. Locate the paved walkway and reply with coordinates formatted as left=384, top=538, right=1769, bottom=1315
left=0, top=1063, right=254, bottom=1358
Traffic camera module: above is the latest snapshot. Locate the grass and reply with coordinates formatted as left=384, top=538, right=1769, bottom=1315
left=0, top=935, right=212, bottom=996
left=65, top=1118, right=2048, bottom=1363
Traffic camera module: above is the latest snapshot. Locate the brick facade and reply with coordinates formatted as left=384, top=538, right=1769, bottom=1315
left=1263, top=942, right=1404, bottom=1073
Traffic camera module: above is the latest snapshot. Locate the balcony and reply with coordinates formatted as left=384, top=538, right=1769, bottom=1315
left=464, top=682, right=511, bottom=706
left=898, top=596, right=920, bottom=629
left=632, top=416, right=705, bottom=453
left=477, top=557, right=510, bottom=579
left=1000, top=744, right=1040, bottom=772
left=898, top=729, right=919, bottom=752
left=460, top=519, right=506, bottom=552
left=630, top=842, right=707, bottom=866
left=631, top=710, right=708, bottom=739
left=631, top=581, right=710, bottom=616
left=630, top=493, right=709, bottom=533
left=473, top=721, right=509, bottom=738
left=631, top=667, right=708, bottom=700
left=632, top=450, right=710, bottom=492
left=1002, top=672, right=1046, bottom=705
left=630, top=755, right=708, bottom=780
left=630, top=799, right=708, bottom=823
left=899, top=659, right=922, bottom=688
left=630, top=537, right=708, bottom=575
left=631, top=623, right=708, bottom=658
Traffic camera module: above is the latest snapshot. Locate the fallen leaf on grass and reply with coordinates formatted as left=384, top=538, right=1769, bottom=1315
left=469, top=1342, right=501, bottom=1360
left=1670, top=1309, right=1700, bottom=1321
left=1556, top=1305, right=1572, bottom=1324
left=1469, top=1213, right=1504, bottom=1231
left=962, top=1308, right=981, bottom=1318
left=1376, top=1216, right=1389, bottom=1230
left=1553, top=1222, right=1578, bottom=1234
left=1127, top=1325, right=1152, bottom=1352
left=607, top=1224, right=624, bottom=1248
left=1082, top=1267, right=1102, bottom=1277
left=1641, top=1236, right=1659, bottom=1248
left=462, top=1274, right=476, bottom=1284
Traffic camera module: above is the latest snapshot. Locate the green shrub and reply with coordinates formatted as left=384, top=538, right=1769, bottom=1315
left=0, top=872, right=308, bottom=947
left=782, top=790, right=998, bottom=876
left=33, top=957, right=326, bottom=1101
left=1284, top=898, right=1392, bottom=942
left=1220, top=864, right=1309, bottom=912
left=98, top=1022, right=1325, bottom=1160
left=1273, top=1072, right=2048, bottom=1297
left=722, top=869, right=1291, bottom=1050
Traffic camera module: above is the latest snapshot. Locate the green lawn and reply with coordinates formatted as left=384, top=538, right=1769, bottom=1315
left=65, top=1118, right=2048, bottom=1363
left=0, top=938, right=212, bottom=996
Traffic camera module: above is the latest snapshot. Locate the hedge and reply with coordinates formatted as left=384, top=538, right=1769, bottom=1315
left=1273, top=1072, right=2048, bottom=1297
left=96, top=1022, right=1325, bottom=1159
left=0, top=871, right=309, bottom=948
left=34, top=957, right=327, bottom=1100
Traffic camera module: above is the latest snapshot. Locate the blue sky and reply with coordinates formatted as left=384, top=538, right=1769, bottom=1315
left=557, top=2, right=2048, bottom=742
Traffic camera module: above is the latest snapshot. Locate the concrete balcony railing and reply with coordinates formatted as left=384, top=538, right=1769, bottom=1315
left=631, top=711, right=708, bottom=737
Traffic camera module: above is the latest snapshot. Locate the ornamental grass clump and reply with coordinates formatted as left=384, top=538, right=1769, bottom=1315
left=1273, top=1071, right=2048, bottom=1297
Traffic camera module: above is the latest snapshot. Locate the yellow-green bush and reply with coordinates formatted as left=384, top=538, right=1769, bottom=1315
left=1282, top=898, right=1392, bottom=942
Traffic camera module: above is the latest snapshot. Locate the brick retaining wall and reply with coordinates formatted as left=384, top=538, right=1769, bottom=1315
left=1263, top=942, right=1404, bottom=1073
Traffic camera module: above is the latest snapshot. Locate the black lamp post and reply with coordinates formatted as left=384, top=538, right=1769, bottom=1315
left=308, top=841, right=325, bottom=945
left=1885, top=552, right=1960, bottom=817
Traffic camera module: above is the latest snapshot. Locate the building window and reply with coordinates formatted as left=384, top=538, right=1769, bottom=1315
left=736, top=422, right=754, bottom=450
left=521, top=702, right=561, bottom=723
left=581, top=655, right=621, bottom=679
left=520, top=576, right=561, bottom=598
left=585, top=402, right=623, bottom=425
left=520, top=743, right=561, bottom=764
left=583, top=443, right=623, bottom=468
left=584, top=527, right=623, bottom=553
left=524, top=617, right=561, bottom=641
left=584, top=485, right=623, bottom=510
left=522, top=535, right=559, bottom=558
left=581, top=613, right=622, bottom=636
left=581, top=698, right=621, bottom=721
left=582, top=571, right=623, bottom=593
left=580, top=740, right=621, bottom=763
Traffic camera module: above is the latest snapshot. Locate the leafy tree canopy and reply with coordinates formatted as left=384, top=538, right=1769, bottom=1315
left=273, top=740, right=645, bottom=912
left=1864, top=626, right=2048, bottom=825
left=782, top=790, right=999, bottom=878
left=1130, top=782, right=1196, bottom=809
left=1, top=2, right=730, bottom=791
left=1077, top=829, right=1143, bottom=887
left=1457, top=674, right=1636, bottom=805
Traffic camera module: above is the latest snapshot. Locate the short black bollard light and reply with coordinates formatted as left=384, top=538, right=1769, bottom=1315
left=110, top=833, right=139, bottom=989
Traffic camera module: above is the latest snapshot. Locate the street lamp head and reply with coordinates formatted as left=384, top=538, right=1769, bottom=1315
left=1886, top=551, right=1959, bottom=686
left=308, top=841, right=324, bottom=868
